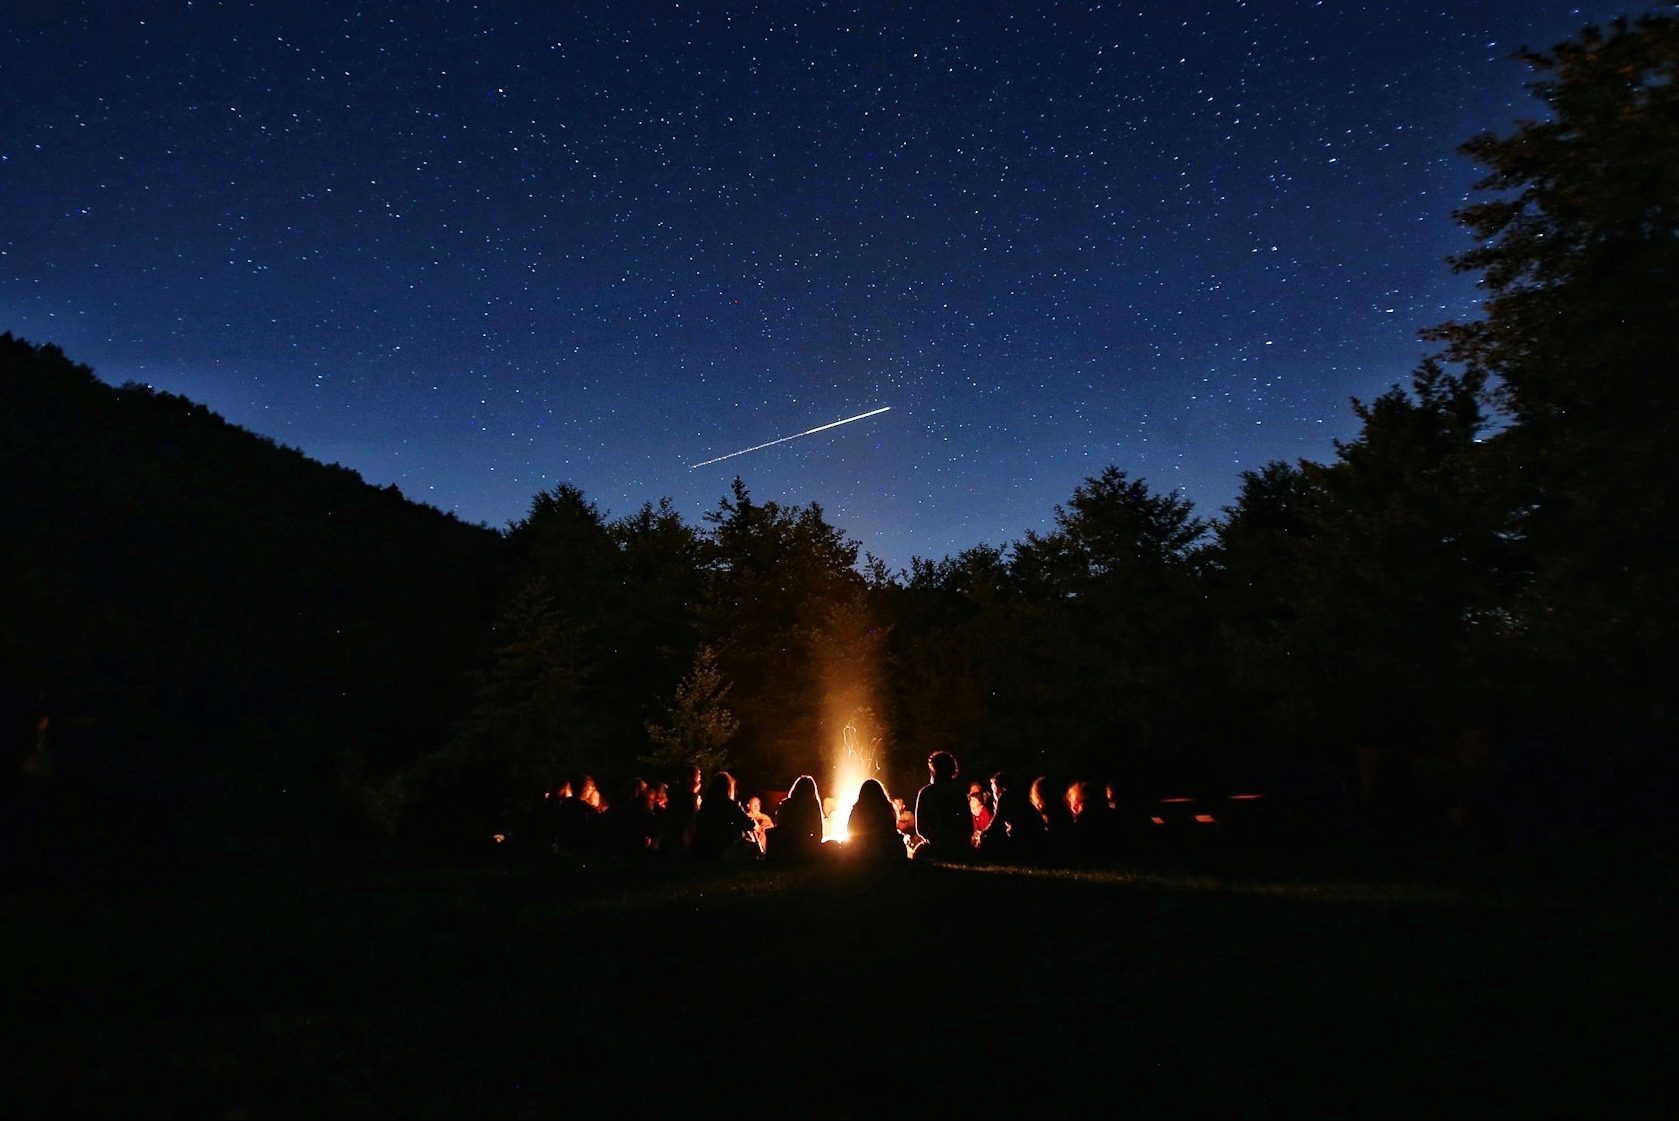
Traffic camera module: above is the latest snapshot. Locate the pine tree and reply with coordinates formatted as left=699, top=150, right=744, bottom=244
left=643, top=644, right=740, bottom=776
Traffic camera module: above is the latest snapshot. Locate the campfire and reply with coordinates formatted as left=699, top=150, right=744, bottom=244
left=824, top=719, right=883, bottom=843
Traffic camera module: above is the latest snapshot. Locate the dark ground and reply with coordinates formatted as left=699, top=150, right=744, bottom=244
left=3, top=836, right=1676, bottom=1120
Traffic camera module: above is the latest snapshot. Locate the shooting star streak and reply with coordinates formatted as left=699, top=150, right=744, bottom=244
left=689, top=406, right=891, bottom=469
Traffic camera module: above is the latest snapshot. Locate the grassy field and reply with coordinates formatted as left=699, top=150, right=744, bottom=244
left=3, top=843, right=1675, bottom=1119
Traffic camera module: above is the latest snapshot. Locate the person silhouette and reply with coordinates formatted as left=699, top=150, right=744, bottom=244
left=1065, top=778, right=1121, bottom=863
left=604, top=777, right=658, bottom=854
left=977, top=770, right=1045, bottom=860
left=766, top=774, right=826, bottom=861
left=911, top=750, right=971, bottom=862
left=552, top=771, right=604, bottom=854
left=660, top=764, right=704, bottom=856
left=846, top=778, right=906, bottom=861
left=1030, top=774, right=1074, bottom=861
left=691, top=771, right=759, bottom=860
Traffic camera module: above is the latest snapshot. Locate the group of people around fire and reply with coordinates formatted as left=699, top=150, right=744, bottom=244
left=529, top=750, right=1142, bottom=865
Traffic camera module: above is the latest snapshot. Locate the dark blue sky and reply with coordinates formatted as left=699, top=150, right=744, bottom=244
left=2, top=1, right=1639, bottom=569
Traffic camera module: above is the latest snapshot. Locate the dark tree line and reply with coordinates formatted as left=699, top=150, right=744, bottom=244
left=5, top=13, right=1675, bottom=857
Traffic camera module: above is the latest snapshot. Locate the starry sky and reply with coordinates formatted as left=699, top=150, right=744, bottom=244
left=2, top=1, right=1641, bottom=570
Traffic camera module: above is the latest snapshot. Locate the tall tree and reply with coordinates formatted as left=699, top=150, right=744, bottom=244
left=1423, top=12, right=1679, bottom=720
left=1287, top=362, right=1512, bottom=752
left=1006, top=468, right=1211, bottom=778
left=505, top=483, right=617, bottom=629
left=438, top=578, right=592, bottom=797
left=701, top=478, right=874, bottom=785
left=604, top=499, right=710, bottom=759
left=1012, top=466, right=1207, bottom=593
left=643, top=644, right=740, bottom=776
left=875, top=545, right=1014, bottom=780
left=501, top=483, right=664, bottom=778
left=1205, top=458, right=1322, bottom=745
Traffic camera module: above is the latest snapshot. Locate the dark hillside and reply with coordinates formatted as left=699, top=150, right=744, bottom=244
left=1, top=333, right=508, bottom=852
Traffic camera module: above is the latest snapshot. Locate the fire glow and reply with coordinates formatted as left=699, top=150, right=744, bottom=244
left=824, top=719, right=882, bottom=843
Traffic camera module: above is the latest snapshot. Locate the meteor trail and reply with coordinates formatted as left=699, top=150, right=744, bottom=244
left=689, top=406, right=891, bottom=469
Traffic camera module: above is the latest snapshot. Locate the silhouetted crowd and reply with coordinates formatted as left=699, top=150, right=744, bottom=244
left=523, top=750, right=1151, bottom=866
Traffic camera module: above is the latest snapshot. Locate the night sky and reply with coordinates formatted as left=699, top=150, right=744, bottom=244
left=2, top=1, right=1638, bottom=570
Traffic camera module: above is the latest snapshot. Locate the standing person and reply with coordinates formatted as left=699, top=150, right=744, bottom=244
left=767, top=774, right=826, bottom=861
left=911, top=750, right=972, bottom=862
left=846, top=779, right=906, bottom=861
left=691, top=771, right=759, bottom=860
